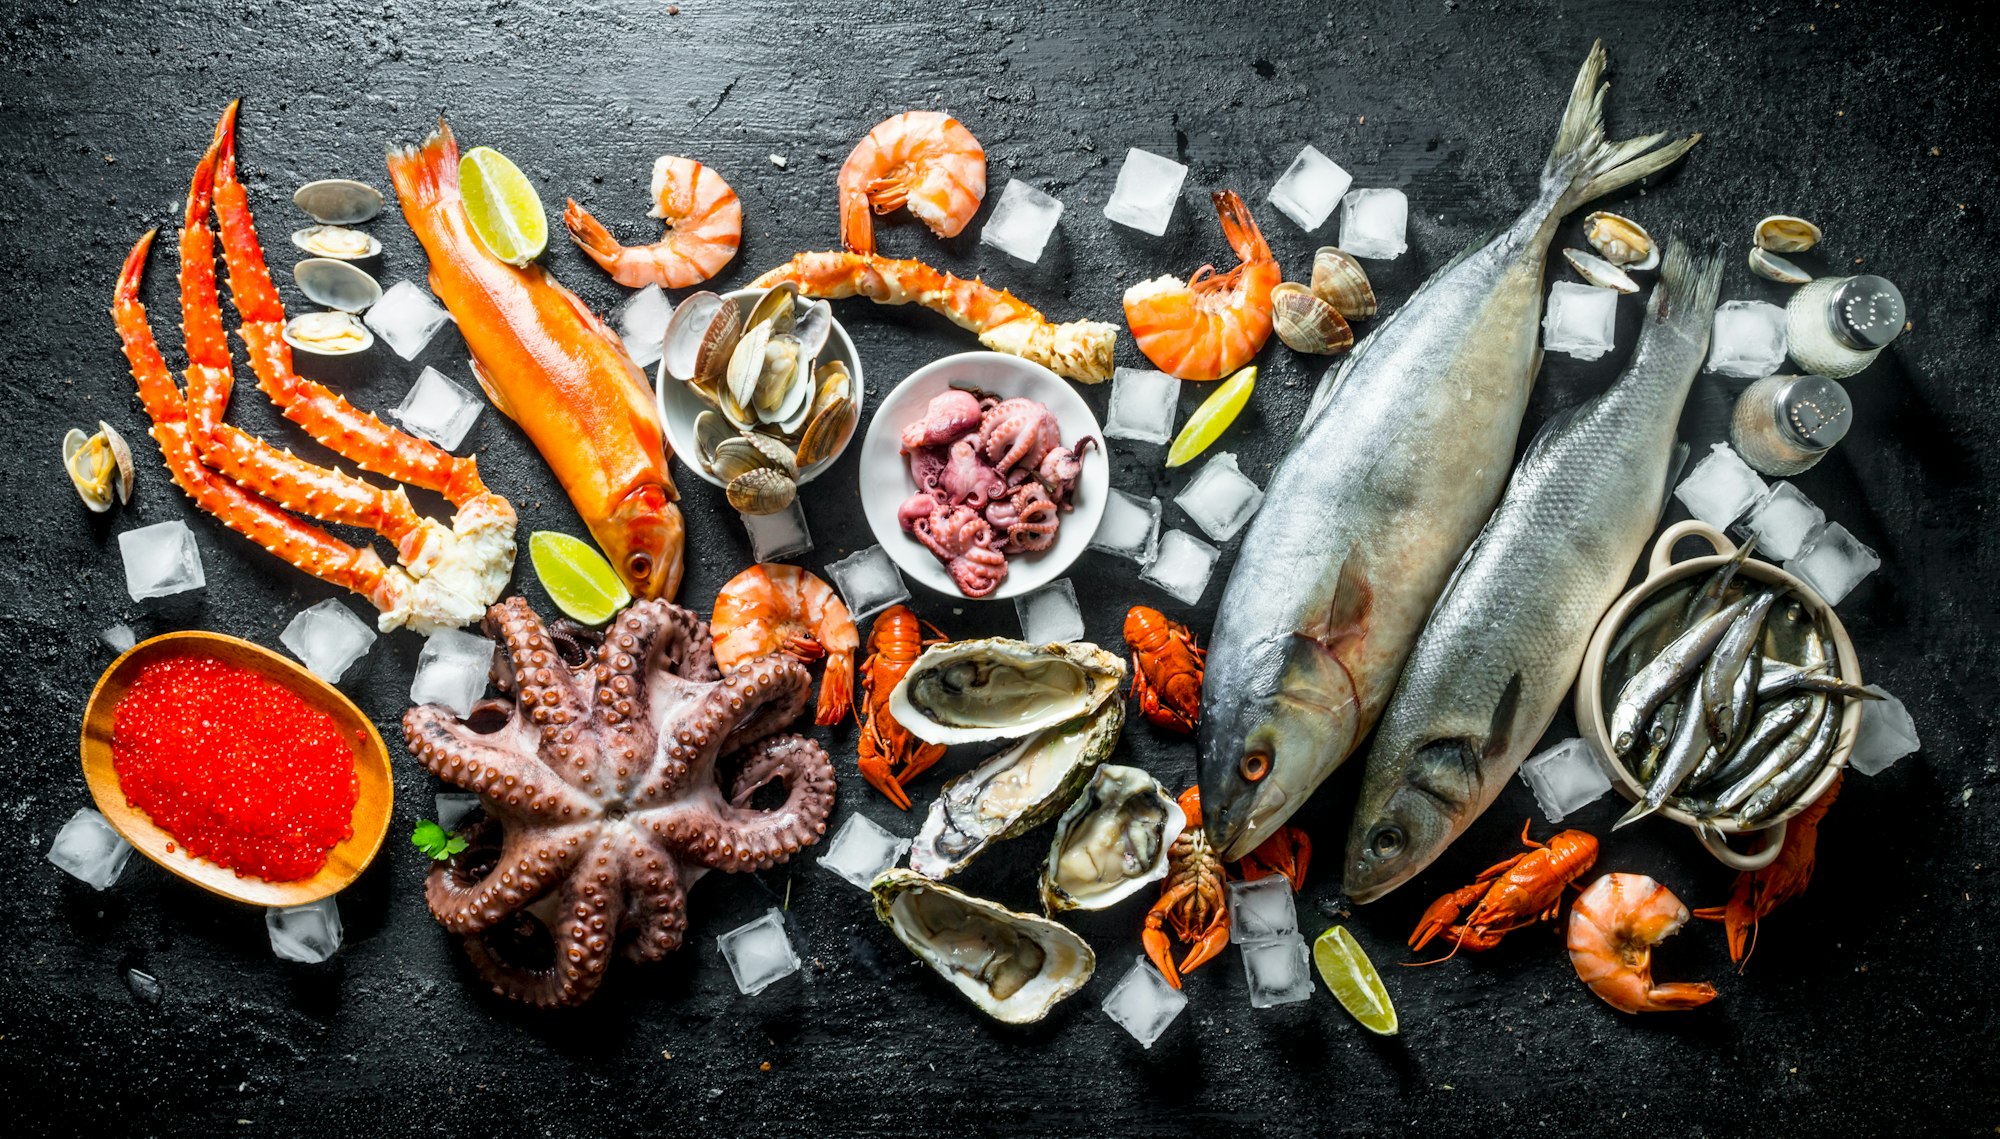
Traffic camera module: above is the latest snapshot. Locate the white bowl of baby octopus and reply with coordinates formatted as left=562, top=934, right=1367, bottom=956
left=858, top=351, right=1108, bottom=602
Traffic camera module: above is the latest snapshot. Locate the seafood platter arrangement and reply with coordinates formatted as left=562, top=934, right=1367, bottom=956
left=54, top=40, right=1929, bottom=1044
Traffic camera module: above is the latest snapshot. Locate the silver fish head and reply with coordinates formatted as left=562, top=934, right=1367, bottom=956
left=1199, top=631, right=1360, bottom=862
left=1341, top=738, right=1486, bottom=904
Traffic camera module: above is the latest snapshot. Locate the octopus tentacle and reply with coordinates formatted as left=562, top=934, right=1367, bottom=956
left=461, top=830, right=625, bottom=1008
left=718, top=655, right=814, bottom=756
left=657, top=734, right=837, bottom=873
left=485, top=597, right=596, bottom=793
left=425, top=816, right=594, bottom=934
left=404, top=706, right=599, bottom=823
left=619, top=827, right=690, bottom=963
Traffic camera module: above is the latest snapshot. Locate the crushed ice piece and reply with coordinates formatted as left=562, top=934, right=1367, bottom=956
left=1140, top=529, right=1219, bottom=606
left=267, top=897, right=343, bottom=963
left=1101, top=955, right=1188, bottom=1048
left=1227, top=873, right=1298, bottom=943
left=1240, top=934, right=1315, bottom=1008
left=1706, top=301, right=1790, bottom=379
left=1173, top=452, right=1264, bottom=543
left=1519, top=738, right=1613, bottom=824
left=1674, top=443, right=1769, bottom=528
left=1338, top=188, right=1408, bottom=259
left=280, top=598, right=378, bottom=684
left=615, top=284, right=673, bottom=370
left=1089, top=488, right=1162, bottom=565
left=434, top=792, right=481, bottom=831
left=740, top=503, right=813, bottom=563
left=1542, top=281, right=1619, bottom=361
left=1784, top=522, right=1879, bottom=605
left=1104, top=147, right=1187, bottom=236
left=1266, top=145, right=1352, bottom=232
left=1014, top=578, right=1085, bottom=644
left=100, top=624, right=137, bottom=654
left=1104, top=367, right=1180, bottom=446
left=817, top=814, right=910, bottom=891
left=1736, top=481, right=1826, bottom=562
left=717, top=908, right=801, bottom=995
left=118, top=520, right=206, bottom=602
left=409, top=628, right=495, bottom=718
left=826, top=545, right=910, bottom=624
left=980, top=178, right=1065, bottom=263
left=393, top=366, right=484, bottom=450
left=364, top=280, right=452, bottom=361
left=1848, top=685, right=1920, bottom=776
left=46, top=807, right=134, bottom=891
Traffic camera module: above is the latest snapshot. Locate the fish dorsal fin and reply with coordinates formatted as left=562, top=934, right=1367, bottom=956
left=466, top=356, right=516, bottom=423
left=1297, top=548, right=1372, bottom=658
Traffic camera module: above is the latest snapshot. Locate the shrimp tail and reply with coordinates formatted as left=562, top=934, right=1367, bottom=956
left=562, top=198, right=632, bottom=282
left=1545, top=40, right=1701, bottom=215
left=1641, top=981, right=1719, bottom=1011
left=816, top=651, right=854, bottom=726
left=1211, top=190, right=1272, bottom=264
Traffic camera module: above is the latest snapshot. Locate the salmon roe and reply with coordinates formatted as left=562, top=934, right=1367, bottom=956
left=111, top=654, right=359, bottom=882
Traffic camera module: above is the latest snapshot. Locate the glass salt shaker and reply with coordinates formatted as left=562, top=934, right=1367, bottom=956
left=1784, top=274, right=1906, bottom=379
left=1729, top=374, right=1853, bottom=476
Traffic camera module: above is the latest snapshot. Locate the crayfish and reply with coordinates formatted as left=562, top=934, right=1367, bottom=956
left=1695, top=772, right=1841, bottom=970
left=1124, top=606, right=1204, bottom=733
left=1143, top=786, right=1311, bottom=988
left=1409, top=820, right=1598, bottom=961
left=854, top=604, right=947, bottom=809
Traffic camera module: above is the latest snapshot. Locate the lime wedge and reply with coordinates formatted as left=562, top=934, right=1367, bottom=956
left=1312, top=925, right=1399, bottom=1035
left=529, top=531, right=630, bottom=625
left=459, top=145, right=548, bottom=267
left=1165, top=365, right=1256, bottom=468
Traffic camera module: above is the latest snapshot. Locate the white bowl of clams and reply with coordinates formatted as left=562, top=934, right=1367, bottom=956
left=653, top=284, right=864, bottom=515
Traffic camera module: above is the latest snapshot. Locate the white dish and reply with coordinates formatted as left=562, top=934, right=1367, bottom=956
left=653, top=288, right=864, bottom=488
left=858, top=351, right=1108, bottom=601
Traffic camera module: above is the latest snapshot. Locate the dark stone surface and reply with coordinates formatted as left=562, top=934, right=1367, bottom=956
left=3, top=0, right=1994, bottom=1133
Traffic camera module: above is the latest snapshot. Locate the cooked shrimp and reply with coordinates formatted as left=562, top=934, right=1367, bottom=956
left=1567, top=873, right=1719, bottom=1014
left=1122, top=190, right=1280, bottom=381
left=712, top=564, right=858, bottom=726
left=839, top=111, right=986, bottom=255
left=563, top=155, right=742, bottom=288
left=754, top=250, right=1115, bottom=382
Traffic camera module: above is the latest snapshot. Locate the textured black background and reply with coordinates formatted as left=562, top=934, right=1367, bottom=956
left=3, top=0, right=1995, bottom=1134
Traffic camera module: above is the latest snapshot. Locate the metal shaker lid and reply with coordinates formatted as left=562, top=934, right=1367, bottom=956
left=1776, top=375, right=1853, bottom=450
left=1827, top=275, right=1906, bottom=350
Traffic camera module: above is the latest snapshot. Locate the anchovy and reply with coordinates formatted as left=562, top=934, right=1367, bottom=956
left=1608, top=596, right=1751, bottom=758
left=1700, top=590, right=1782, bottom=751
left=1619, top=664, right=1718, bottom=829
left=1198, top=43, right=1699, bottom=863
left=1715, top=695, right=1828, bottom=814
left=1688, top=692, right=1814, bottom=793
left=1756, top=659, right=1881, bottom=702
left=1336, top=241, right=1720, bottom=902
left=1682, top=536, right=1756, bottom=627
left=1737, top=697, right=1843, bottom=825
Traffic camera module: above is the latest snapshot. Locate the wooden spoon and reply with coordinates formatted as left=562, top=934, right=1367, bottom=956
left=79, top=630, right=394, bottom=907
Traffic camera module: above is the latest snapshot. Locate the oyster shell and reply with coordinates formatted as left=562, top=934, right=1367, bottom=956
left=1271, top=281, right=1353, bottom=355
left=1310, top=247, right=1378, bottom=320
left=282, top=311, right=374, bottom=356
left=1562, top=248, right=1639, bottom=294
left=293, top=258, right=383, bottom=313
left=290, top=224, right=381, bottom=260
left=888, top=638, right=1126, bottom=747
left=908, top=698, right=1124, bottom=879
left=871, top=869, right=1095, bottom=1024
left=1039, top=765, right=1186, bottom=914
left=293, top=178, right=384, bottom=225
left=1748, top=246, right=1813, bottom=285
left=1755, top=215, right=1821, bottom=254
left=1582, top=211, right=1659, bottom=270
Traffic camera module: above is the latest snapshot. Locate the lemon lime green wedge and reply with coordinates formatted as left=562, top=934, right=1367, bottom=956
left=459, top=145, right=548, bottom=267
left=1313, top=925, right=1399, bottom=1035
left=529, top=531, right=630, bottom=625
left=1165, top=364, right=1256, bottom=468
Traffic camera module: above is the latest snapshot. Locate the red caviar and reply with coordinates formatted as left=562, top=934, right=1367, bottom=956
left=111, top=654, right=359, bottom=882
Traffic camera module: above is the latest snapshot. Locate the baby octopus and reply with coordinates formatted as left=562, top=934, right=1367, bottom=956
left=404, top=597, right=836, bottom=1008
left=896, top=389, right=1095, bottom=597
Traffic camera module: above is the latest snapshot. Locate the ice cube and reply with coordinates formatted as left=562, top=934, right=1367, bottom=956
left=817, top=813, right=910, bottom=891
left=1014, top=578, right=1085, bottom=644
left=364, top=280, right=453, bottom=361
left=1848, top=685, right=1920, bottom=776
left=1706, top=300, right=1790, bottom=379
left=125, top=967, right=163, bottom=1008
left=1101, top=955, right=1189, bottom=1048
left=716, top=908, right=801, bottom=995
left=1104, top=367, right=1180, bottom=446
left=826, top=545, right=910, bottom=624
left=1784, top=522, right=1880, bottom=605
left=615, top=284, right=673, bottom=370
left=1240, top=934, right=1315, bottom=1008
left=280, top=598, right=378, bottom=684
left=1338, top=188, right=1409, bottom=259
left=266, top=897, right=343, bottom=964
left=118, top=520, right=206, bottom=602
left=980, top=178, right=1065, bottom=263
left=409, top=628, right=496, bottom=718
left=1266, top=145, right=1353, bottom=232
left=1542, top=281, right=1620, bottom=361
left=100, top=624, right=136, bottom=654
left=740, top=503, right=813, bottom=563
left=1103, top=147, right=1188, bottom=237
left=393, top=366, right=484, bottom=450
left=1173, top=452, right=1264, bottom=543
left=1519, top=737, right=1613, bottom=824
left=1227, top=873, right=1298, bottom=943
left=434, top=792, right=481, bottom=831
left=46, top=807, right=134, bottom=890
left=1088, top=488, right=1162, bottom=565
left=1737, top=481, right=1826, bottom=562
left=1674, top=443, right=1769, bottom=528
left=1140, top=529, right=1219, bottom=606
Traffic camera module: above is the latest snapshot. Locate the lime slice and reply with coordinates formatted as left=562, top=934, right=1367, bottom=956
left=1165, top=365, right=1256, bottom=468
left=529, top=531, right=630, bottom=625
left=459, top=145, right=548, bottom=267
left=1312, top=925, right=1399, bottom=1035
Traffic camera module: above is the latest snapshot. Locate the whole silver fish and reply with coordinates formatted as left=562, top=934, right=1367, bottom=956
left=1340, top=242, right=1722, bottom=901
left=1197, top=42, right=1698, bottom=862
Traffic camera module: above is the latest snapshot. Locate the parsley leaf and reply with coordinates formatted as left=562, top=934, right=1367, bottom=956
left=411, top=820, right=465, bottom=861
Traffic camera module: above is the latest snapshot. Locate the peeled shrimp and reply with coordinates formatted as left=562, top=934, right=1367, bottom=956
left=1122, top=190, right=1280, bottom=381
left=839, top=111, right=986, bottom=255
left=712, top=564, right=858, bottom=726
left=1567, top=873, right=1719, bottom=1014
left=563, top=155, right=742, bottom=288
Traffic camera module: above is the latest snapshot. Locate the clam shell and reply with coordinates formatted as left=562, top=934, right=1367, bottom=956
left=1271, top=281, right=1354, bottom=355
left=62, top=428, right=113, bottom=513
left=1755, top=215, right=1821, bottom=254
left=753, top=334, right=804, bottom=417
left=795, top=394, right=855, bottom=469
left=290, top=224, right=382, bottom=261
left=1039, top=764, right=1186, bottom=914
left=791, top=299, right=833, bottom=361
left=661, top=291, right=743, bottom=388
left=745, top=281, right=799, bottom=336
left=709, top=436, right=768, bottom=483
left=1583, top=211, right=1659, bottom=270
left=771, top=354, right=818, bottom=435
left=814, top=359, right=852, bottom=409
left=1310, top=247, right=1378, bottom=320
left=98, top=421, right=135, bottom=505
left=725, top=319, right=774, bottom=412
left=1562, top=248, right=1639, bottom=294
left=693, top=410, right=732, bottom=469
left=282, top=311, right=375, bottom=356
left=726, top=466, right=797, bottom=515
left=743, top=432, right=798, bottom=477
left=1748, top=246, right=1813, bottom=285
left=293, top=178, right=384, bottom=225
left=888, top=638, right=1127, bottom=747
left=293, top=258, right=383, bottom=313
left=871, top=869, right=1096, bottom=1024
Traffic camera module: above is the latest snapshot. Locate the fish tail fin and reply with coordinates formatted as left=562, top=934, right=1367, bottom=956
left=1612, top=796, right=1658, bottom=831
left=1544, top=41, right=1700, bottom=215
left=1648, top=239, right=1726, bottom=325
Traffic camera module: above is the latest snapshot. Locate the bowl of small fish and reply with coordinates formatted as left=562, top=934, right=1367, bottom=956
left=1575, top=520, right=1866, bottom=871
left=654, top=284, right=864, bottom=515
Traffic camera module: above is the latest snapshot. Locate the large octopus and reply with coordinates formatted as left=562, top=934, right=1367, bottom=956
left=403, top=597, right=836, bottom=1007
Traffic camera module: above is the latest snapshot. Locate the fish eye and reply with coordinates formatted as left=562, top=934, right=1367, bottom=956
left=626, top=554, right=652, bottom=581
left=1240, top=751, right=1271, bottom=782
left=1370, top=826, right=1404, bottom=857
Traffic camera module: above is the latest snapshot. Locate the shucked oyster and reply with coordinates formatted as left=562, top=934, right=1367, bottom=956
left=888, top=638, right=1126, bottom=747
left=871, top=869, right=1095, bottom=1024
left=1040, top=765, right=1186, bottom=914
